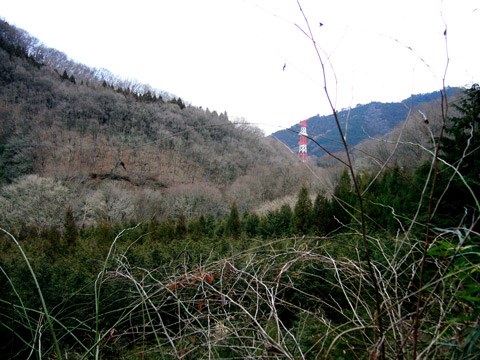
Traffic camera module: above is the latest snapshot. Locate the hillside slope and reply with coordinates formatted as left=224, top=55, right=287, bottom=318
left=0, top=19, right=312, bottom=227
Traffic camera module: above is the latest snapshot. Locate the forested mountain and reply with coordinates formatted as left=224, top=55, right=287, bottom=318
left=0, top=19, right=312, bottom=227
left=272, top=88, right=463, bottom=158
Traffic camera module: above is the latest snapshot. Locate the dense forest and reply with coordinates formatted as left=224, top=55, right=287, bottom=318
left=1, top=19, right=479, bottom=360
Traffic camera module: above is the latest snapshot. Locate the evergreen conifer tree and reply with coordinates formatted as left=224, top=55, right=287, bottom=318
left=434, top=84, right=480, bottom=228
left=189, top=214, right=207, bottom=241
left=311, top=192, right=332, bottom=235
left=175, top=210, right=187, bottom=239
left=331, top=168, right=356, bottom=227
left=293, top=184, right=312, bottom=235
left=278, top=203, right=293, bottom=237
left=225, top=201, right=241, bottom=239
left=442, top=84, right=480, bottom=181
left=61, top=70, right=69, bottom=80
left=243, top=212, right=260, bottom=238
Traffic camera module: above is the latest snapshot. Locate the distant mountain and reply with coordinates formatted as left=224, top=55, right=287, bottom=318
left=271, top=89, right=462, bottom=158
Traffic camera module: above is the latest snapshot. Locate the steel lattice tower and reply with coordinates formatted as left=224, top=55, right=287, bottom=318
left=298, top=119, right=308, bottom=161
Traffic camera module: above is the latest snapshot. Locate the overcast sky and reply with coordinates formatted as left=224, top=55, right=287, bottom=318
left=1, top=0, right=479, bottom=134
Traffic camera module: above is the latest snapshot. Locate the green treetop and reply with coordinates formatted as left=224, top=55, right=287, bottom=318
left=225, top=201, right=241, bottom=239
left=293, top=184, right=312, bottom=235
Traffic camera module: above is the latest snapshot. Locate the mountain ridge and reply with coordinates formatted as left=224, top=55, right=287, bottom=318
left=271, top=88, right=463, bottom=159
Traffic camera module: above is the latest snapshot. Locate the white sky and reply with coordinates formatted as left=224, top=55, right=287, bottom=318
left=1, top=0, right=479, bottom=134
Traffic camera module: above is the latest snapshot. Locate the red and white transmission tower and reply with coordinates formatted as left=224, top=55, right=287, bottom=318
left=298, top=119, right=308, bottom=161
